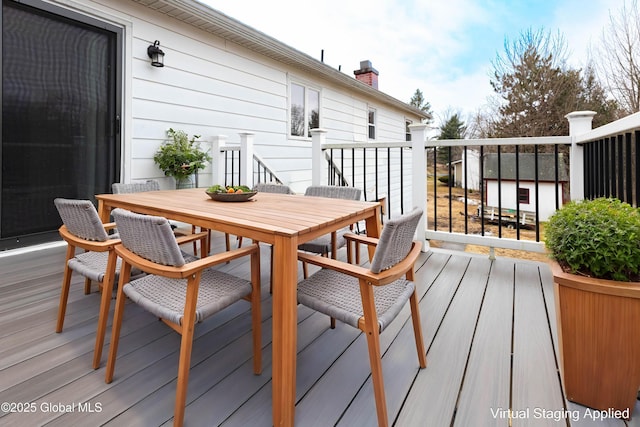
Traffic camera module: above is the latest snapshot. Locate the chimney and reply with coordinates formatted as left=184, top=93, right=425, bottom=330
left=354, top=60, right=379, bottom=89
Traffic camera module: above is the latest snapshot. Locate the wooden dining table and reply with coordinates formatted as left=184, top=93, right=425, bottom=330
left=96, top=187, right=382, bottom=426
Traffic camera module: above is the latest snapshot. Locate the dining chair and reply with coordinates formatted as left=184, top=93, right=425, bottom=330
left=253, top=182, right=294, bottom=194
left=53, top=198, right=124, bottom=369
left=299, top=185, right=362, bottom=277
left=112, top=180, right=215, bottom=256
left=105, top=208, right=262, bottom=427
left=296, top=208, right=426, bottom=427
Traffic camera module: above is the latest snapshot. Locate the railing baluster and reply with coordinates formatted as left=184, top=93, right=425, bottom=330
left=635, top=130, right=640, bottom=207
left=626, top=132, right=633, bottom=203
left=515, top=145, right=521, bottom=240
left=534, top=145, right=540, bottom=242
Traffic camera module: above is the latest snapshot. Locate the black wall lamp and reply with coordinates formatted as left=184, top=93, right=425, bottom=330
left=147, top=40, right=165, bottom=67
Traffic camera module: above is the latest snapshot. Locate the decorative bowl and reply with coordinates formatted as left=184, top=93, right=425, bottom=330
left=205, top=190, right=257, bottom=202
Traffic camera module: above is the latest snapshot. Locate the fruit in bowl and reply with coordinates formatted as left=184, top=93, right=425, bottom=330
left=207, top=185, right=251, bottom=194
left=205, top=185, right=256, bottom=202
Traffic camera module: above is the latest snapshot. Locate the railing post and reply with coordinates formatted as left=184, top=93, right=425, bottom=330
left=211, top=135, right=226, bottom=186
left=409, top=123, right=429, bottom=251
left=565, top=111, right=596, bottom=201
left=310, top=128, right=327, bottom=186
left=239, top=132, right=255, bottom=187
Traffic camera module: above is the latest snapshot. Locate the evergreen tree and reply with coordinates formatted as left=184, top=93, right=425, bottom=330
left=409, top=89, right=433, bottom=123
left=438, top=114, right=466, bottom=140
left=436, top=113, right=466, bottom=164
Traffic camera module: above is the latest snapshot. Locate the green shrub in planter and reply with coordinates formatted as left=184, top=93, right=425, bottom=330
left=545, top=197, right=640, bottom=281
left=153, top=128, right=212, bottom=182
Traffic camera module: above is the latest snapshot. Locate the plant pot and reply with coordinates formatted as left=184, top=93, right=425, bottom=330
left=551, top=261, right=640, bottom=416
left=175, top=175, right=195, bottom=189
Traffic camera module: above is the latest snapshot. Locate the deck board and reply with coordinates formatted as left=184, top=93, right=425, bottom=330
left=396, top=255, right=491, bottom=426
left=0, top=239, right=636, bottom=426
left=512, top=262, right=566, bottom=426
left=453, top=257, right=515, bottom=426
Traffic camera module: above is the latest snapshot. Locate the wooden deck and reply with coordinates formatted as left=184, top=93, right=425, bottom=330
left=1, top=233, right=638, bottom=426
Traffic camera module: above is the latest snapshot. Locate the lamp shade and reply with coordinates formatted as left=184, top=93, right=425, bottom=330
left=147, top=40, right=164, bottom=67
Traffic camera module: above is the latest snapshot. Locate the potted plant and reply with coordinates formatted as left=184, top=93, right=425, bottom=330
left=153, top=128, right=211, bottom=188
left=545, top=197, right=640, bottom=416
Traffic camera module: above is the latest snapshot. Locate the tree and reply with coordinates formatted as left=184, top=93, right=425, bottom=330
left=436, top=113, right=466, bottom=164
left=409, top=88, right=433, bottom=123
left=438, top=113, right=466, bottom=140
left=491, top=28, right=619, bottom=139
left=592, top=0, right=640, bottom=114
left=491, top=28, right=575, bottom=137
left=579, top=63, right=622, bottom=126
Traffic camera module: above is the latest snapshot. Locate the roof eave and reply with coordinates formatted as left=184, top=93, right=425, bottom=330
left=131, top=0, right=429, bottom=120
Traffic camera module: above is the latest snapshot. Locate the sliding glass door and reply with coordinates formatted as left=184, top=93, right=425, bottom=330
left=1, top=0, right=121, bottom=249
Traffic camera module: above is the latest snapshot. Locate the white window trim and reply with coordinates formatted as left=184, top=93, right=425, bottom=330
left=405, top=118, right=413, bottom=141
left=368, top=107, right=377, bottom=140
left=288, top=78, right=321, bottom=140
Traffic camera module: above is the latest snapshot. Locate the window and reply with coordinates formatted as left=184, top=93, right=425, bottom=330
left=368, top=108, right=376, bottom=139
left=290, top=82, right=320, bottom=138
left=518, top=188, right=530, bottom=204
left=405, top=119, right=412, bottom=141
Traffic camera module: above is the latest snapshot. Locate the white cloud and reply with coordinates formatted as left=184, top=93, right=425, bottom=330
left=201, top=0, right=629, bottom=120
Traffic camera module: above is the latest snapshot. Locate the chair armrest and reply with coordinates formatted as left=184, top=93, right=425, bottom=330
left=103, top=222, right=117, bottom=231
left=115, top=243, right=259, bottom=279
left=58, top=225, right=120, bottom=252
left=181, top=243, right=259, bottom=274
left=298, top=241, right=421, bottom=286
left=175, top=230, right=208, bottom=246
left=344, top=233, right=379, bottom=247
left=298, top=251, right=372, bottom=279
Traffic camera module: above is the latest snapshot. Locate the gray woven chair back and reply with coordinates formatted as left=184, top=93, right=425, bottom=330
left=304, top=185, right=361, bottom=201
left=369, top=208, right=422, bottom=274
left=112, top=180, right=160, bottom=194
left=112, top=208, right=186, bottom=267
left=253, top=183, right=293, bottom=194
left=54, top=198, right=110, bottom=242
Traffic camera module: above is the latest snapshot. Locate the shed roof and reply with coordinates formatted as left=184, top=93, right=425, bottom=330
left=132, top=0, right=429, bottom=120
left=483, top=153, right=569, bottom=182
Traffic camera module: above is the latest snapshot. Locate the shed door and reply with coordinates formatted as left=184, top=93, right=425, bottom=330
left=1, top=0, right=121, bottom=249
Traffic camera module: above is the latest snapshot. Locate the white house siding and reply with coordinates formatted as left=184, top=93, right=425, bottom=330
left=485, top=180, right=564, bottom=221
left=56, top=0, right=422, bottom=197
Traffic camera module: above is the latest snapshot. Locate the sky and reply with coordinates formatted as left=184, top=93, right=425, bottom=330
left=199, top=0, right=629, bottom=125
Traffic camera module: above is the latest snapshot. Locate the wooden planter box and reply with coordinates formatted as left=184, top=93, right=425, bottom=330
left=551, top=261, right=640, bottom=416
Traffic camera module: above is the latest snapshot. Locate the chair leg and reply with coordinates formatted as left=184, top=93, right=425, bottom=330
left=93, top=250, right=118, bottom=369
left=409, top=291, right=427, bottom=368
left=105, top=263, right=132, bottom=384
left=173, top=275, right=201, bottom=427
left=191, top=225, right=197, bottom=255
left=250, top=246, right=262, bottom=374
left=84, top=278, right=92, bottom=294
left=269, top=245, right=274, bottom=294
left=359, top=281, right=389, bottom=427
left=330, top=231, right=337, bottom=259
left=56, top=245, right=76, bottom=333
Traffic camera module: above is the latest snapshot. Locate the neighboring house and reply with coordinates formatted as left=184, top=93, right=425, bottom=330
left=1, top=0, right=427, bottom=250
left=483, top=153, right=569, bottom=221
left=449, top=149, right=480, bottom=191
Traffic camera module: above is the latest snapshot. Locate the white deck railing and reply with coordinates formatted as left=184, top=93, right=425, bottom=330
left=209, top=111, right=640, bottom=255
